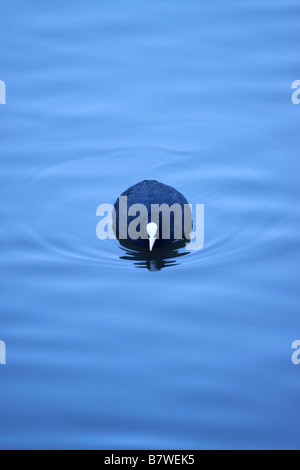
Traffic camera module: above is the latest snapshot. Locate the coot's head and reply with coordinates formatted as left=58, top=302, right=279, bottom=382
left=113, top=180, right=192, bottom=251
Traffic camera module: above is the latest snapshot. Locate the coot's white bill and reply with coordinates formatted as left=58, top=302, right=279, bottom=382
left=146, top=222, right=158, bottom=252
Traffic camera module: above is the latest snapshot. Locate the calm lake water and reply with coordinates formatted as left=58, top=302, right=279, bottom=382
left=0, top=0, right=299, bottom=450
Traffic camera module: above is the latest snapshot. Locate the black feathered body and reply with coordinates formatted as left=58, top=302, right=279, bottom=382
left=113, top=180, right=192, bottom=248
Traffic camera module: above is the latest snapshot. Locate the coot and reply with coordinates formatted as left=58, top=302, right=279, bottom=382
left=113, top=180, right=192, bottom=251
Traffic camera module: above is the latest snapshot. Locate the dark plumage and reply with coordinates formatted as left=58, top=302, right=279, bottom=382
left=113, top=180, right=192, bottom=250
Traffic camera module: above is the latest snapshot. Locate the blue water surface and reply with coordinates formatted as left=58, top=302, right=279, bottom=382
left=0, top=0, right=299, bottom=450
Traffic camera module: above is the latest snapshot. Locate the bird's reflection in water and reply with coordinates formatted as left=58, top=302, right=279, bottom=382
left=118, top=240, right=190, bottom=271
